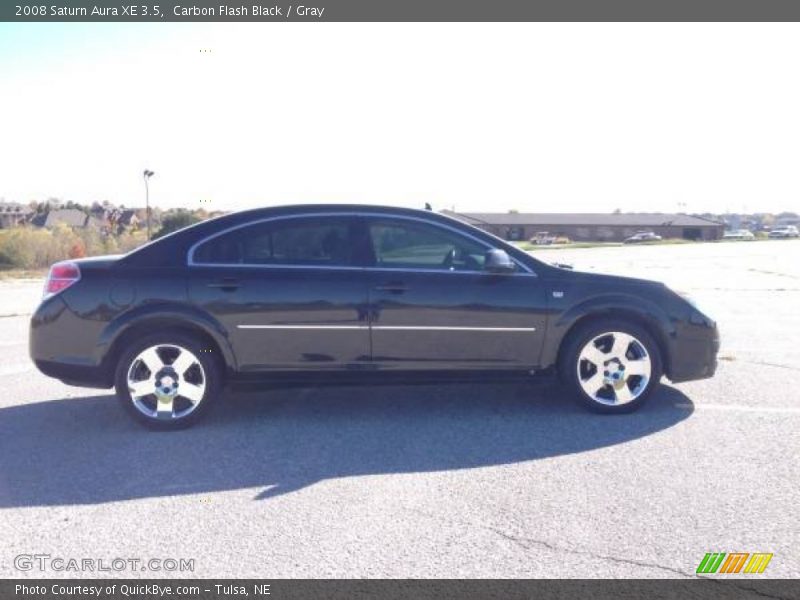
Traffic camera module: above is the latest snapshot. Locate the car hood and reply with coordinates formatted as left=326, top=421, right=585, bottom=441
left=551, top=267, right=665, bottom=289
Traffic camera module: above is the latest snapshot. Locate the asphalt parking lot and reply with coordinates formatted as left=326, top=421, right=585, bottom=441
left=0, top=241, right=797, bottom=578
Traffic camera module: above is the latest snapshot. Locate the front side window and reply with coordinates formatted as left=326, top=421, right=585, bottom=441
left=368, top=219, right=491, bottom=272
left=192, top=217, right=355, bottom=267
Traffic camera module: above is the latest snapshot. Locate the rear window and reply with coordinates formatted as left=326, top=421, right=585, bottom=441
left=192, top=217, right=356, bottom=267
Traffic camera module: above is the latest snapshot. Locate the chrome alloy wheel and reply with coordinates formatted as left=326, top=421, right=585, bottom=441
left=576, top=331, right=651, bottom=406
left=126, top=344, right=206, bottom=420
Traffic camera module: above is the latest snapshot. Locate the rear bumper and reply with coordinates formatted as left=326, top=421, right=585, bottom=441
left=30, top=295, right=112, bottom=389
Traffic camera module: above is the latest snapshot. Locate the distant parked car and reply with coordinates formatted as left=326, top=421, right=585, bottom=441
left=768, top=226, right=799, bottom=239
left=531, top=232, right=569, bottom=245
left=531, top=231, right=557, bottom=245
left=623, top=231, right=663, bottom=244
left=723, top=229, right=755, bottom=240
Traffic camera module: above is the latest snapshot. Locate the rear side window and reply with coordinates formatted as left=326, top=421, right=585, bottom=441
left=192, top=217, right=356, bottom=267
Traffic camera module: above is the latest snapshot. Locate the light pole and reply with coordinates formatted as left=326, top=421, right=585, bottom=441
left=143, top=169, right=155, bottom=240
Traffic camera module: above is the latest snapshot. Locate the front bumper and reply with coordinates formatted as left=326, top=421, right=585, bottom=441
left=668, top=318, right=719, bottom=383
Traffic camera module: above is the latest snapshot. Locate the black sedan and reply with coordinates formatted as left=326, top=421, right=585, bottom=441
left=30, top=205, right=719, bottom=429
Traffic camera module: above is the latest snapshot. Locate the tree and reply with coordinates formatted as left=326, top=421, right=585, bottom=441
left=154, top=210, right=202, bottom=239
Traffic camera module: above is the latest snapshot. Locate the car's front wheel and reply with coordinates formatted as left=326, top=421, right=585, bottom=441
left=114, top=332, right=222, bottom=430
left=560, top=319, right=663, bottom=414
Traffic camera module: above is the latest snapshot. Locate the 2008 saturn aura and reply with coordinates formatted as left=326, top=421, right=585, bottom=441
left=30, top=205, right=719, bottom=429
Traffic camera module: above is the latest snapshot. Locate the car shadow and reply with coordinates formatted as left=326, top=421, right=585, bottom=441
left=0, top=382, right=694, bottom=507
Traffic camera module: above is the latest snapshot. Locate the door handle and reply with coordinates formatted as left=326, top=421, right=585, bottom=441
left=375, top=283, right=408, bottom=294
left=207, top=279, right=241, bottom=291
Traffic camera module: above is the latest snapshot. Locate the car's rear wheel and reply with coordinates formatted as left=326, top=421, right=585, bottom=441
left=559, top=319, right=663, bottom=414
left=114, top=332, right=222, bottom=430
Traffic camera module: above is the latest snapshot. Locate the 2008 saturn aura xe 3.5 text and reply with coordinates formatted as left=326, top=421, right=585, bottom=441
left=30, top=205, right=719, bottom=429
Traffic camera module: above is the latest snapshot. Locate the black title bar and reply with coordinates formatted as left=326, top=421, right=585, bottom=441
left=3, top=580, right=800, bottom=600
left=6, top=0, right=800, bottom=22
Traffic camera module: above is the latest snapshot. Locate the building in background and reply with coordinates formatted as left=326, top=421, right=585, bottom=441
left=0, top=201, right=33, bottom=228
left=442, top=211, right=725, bottom=242
left=38, top=208, right=90, bottom=229
left=774, top=213, right=800, bottom=228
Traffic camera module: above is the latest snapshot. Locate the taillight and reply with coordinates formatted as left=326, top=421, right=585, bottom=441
left=43, top=261, right=81, bottom=299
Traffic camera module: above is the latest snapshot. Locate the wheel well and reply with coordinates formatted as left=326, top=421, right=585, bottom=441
left=102, top=319, right=228, bottom=381
left=556, top=309, right=671, bottom=377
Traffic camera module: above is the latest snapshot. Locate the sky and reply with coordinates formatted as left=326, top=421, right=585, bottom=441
left=1, top=22, right=799, bottom=215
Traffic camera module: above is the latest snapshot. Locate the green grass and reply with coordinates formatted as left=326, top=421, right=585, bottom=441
left=511, top=240, right=699, bottom=251
left=512, top=241, right=622, bottom=251
left=526, top=242, right=609, bottom=251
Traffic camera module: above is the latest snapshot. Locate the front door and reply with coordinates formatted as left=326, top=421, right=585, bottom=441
left=363, top=217, right=548, bottom=370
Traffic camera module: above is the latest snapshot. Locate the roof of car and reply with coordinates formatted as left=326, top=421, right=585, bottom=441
left=118, top=204, right=509, bottom=268
left=189, top=204, right=470, bottom=232
left=219, top=204, right=446, bottom=218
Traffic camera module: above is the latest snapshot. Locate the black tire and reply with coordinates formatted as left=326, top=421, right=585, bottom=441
left=114, top=331, right=223, bottom=430
left=558, top=318, right=663, bottom=414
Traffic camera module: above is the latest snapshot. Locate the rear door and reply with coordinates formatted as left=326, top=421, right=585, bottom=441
left=187, top=215, right=371, bottom=372
left=363, top=216, right=548, bottom=370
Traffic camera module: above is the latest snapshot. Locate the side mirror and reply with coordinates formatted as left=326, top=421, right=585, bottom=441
left=484, top=249, right=515, bottom=274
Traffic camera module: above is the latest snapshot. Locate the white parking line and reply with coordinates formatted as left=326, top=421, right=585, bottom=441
left=0, top=363, right=35, bottom=377
left=0, top=340, right=26, bottom=347
left=677, top=403, right=800, bottom=415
